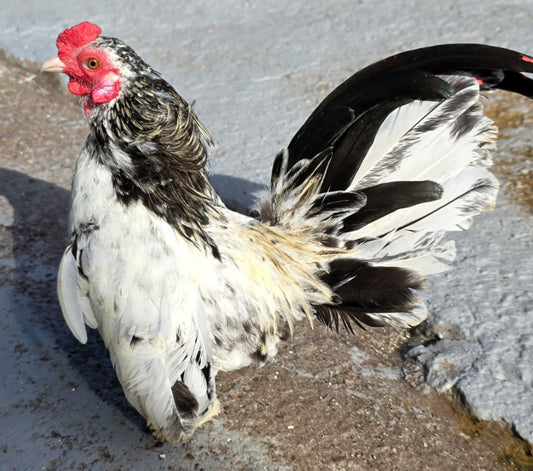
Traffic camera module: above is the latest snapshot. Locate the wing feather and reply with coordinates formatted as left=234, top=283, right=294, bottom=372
left=57, top=245, right=95, bottom=343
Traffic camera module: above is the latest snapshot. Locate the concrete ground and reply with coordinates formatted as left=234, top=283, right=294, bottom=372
left=0, top=2, right=532, bottom=470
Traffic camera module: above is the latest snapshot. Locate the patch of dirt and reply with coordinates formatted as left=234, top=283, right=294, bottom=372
left=1, top=49, right=531, bottom=470
left=485, top=91, right=533, bottom=210
left=217, top=325, right=528, bottom=471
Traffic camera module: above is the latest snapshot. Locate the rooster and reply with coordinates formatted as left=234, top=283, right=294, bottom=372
left=42, top=22, right=533, bottom=443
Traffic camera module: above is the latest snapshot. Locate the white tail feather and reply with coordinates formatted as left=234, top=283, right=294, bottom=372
left=351, top=77, right=491, bottom=188
left=343, top=76, right=499, bottom=273
left=351, top=100, right=440, bottom=185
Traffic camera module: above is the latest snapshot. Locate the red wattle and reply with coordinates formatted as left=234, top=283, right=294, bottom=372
left=68, top=79, right=92, bottom=96
left=91, top=80, right=121, bottom=104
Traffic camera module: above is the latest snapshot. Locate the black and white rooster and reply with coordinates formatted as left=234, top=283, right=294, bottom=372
left=42, top=22, right=533, bottom=443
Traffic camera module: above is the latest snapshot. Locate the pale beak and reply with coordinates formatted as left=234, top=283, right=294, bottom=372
left=41, top=56, right=66, bottom=73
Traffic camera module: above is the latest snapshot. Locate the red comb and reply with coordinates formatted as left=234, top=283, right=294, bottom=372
left=57, top=22, right=102, bottom=60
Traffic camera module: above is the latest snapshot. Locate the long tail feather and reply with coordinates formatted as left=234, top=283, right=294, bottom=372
left=260, top=44, right=532, bottom=333
left=288, top=44, right=533, bottom=169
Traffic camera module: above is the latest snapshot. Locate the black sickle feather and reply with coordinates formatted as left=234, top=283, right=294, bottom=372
left=498, top=70, right=533, bottom=97
left=309, top=191, right=367, bottom=214
left=315, top=259, right=426, bottom=333
left=314, top=44, right=533, bottom=117
left=275, top=71, right=453, bottom=195
left=285, top=44, right=533, bottom=182
left=287, top=70, right=454, bottom=170
left=317, top=98, right=412, bottom=193
left=342, top=181, right=443, bottom=233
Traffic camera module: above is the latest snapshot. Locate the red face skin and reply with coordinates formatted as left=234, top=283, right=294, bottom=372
left=64, top=46, right=121, bottom=104
left=42, top=22, right=121, bottom=116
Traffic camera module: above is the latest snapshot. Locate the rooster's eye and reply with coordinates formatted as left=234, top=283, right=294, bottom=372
left=86, top=58, right=100, bottom=70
